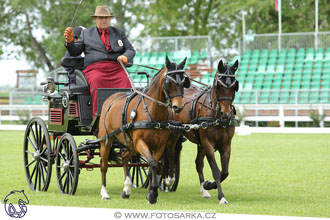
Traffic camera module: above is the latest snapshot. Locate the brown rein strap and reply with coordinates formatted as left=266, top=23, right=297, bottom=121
left=119, top=61, right=169, bottom=107
left=126, top=63, right=160, bottom=71
left=127, top=63, right=210, bottom=88
left=122, top=61, right=215, bottom=110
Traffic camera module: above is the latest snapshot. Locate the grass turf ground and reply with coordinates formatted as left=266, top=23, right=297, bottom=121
left=0, top=131, right=329, bottom=217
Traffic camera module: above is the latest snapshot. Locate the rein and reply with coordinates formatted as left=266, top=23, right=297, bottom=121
left=127, top=62, right=160, bottom=71
left=119, top=61, right=169, bottom=107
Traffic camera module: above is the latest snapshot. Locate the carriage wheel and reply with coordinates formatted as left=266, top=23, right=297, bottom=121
left=23, top=117, right=52, bottom=192
left=129, top=154, right=149, bottom=188
left=56, top=133, right=79, bottom=195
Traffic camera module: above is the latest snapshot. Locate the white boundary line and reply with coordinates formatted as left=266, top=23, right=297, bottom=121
left=0, top=204, right=328, bottom=220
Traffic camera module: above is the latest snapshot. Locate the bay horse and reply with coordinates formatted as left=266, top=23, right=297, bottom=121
left=97, top=56, right=190, bottom=204
left=165, top=60, right=239, bottom=204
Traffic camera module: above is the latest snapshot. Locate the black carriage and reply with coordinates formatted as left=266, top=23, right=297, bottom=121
left=23, top=57, right=179, bottom=195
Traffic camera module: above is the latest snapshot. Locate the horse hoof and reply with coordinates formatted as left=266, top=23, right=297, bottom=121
left=146, top=192, right=157, bottom=204
left=219, top=197, right=229, bottom=204
left=165, top=177, right=175, bottom=187
left=121, top=191, right=130, bottom=199
left=202, top=190, right=211, bottom=198
left=200, top=182, right=211, bottom=198
left=102, top=195, right=110, bottom=200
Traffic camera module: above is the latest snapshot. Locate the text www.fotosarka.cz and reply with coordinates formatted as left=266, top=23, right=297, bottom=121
left=113, top=211, right=216, bottom=219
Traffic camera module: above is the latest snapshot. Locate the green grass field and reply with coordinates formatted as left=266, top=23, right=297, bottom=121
left=0, top=131, right=329, bottom=217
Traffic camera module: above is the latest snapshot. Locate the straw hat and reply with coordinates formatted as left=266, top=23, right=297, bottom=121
left=90, top=6, right=114, bottom=17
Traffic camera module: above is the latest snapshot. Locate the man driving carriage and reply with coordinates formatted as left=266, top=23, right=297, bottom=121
left=64, top=5, right=136, bottom=117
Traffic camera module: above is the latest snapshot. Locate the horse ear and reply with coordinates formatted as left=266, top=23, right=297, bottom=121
left=217, top=60, right=226, bottom=73
left=165, top=55, right=171, bottom=66
left=231, top=60, right=239, bottom=73
left=178, top=57, right=187, bottom=69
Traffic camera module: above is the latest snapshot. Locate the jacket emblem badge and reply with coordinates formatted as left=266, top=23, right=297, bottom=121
left=118, top=40, right=123, bottom=47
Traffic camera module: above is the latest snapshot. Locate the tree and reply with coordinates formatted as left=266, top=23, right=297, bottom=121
left=1, top=0, right=329, bottom=72
left=0, top=0, right=139, bottom=72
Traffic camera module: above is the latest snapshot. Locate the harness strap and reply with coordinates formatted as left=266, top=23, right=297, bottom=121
left=189, top=89, right=208, bottom=121
left=191, top=117, right=239, bottom=128
left=121, top=92, right=138, bottom=147
left=104, top=93, right=130, bottom=146
left=189, top=88, right=209, bottom=146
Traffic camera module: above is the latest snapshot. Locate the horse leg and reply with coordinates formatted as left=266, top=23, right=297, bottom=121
left=121, top=150, right=132, bottom=199
left=202, top=140, right=228, bottom=204
left=100, top=141, right=111, bottom=200
left=135, top=139, right=159, bottom=204
left=164, top=134, right=180, bottom=187
left=220, top=143, right=231, bottom=183
left=195, top=144, right=211, bottom=198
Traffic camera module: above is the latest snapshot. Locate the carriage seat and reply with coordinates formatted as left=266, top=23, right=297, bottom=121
left=60, top=57, right=89, bottom=94
left=61, top=57, right=84, bottom=70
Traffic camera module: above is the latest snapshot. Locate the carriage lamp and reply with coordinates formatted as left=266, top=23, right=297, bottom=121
left=62, top=91, right=69, bottom=108
left=43, top=77, right=57, bottom=95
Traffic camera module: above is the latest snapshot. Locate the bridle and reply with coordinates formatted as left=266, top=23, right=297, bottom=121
left=213, top=66, right=239, bottom=118
left=162, top=69, right=190, bottom=108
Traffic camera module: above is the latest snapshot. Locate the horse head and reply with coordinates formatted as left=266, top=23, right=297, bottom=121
left=213, top=59, right=239, bottom=119
left=163, top=55, right=190, bottom=113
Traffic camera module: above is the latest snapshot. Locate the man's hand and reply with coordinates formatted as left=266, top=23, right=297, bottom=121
left=64, top=27, right=74, bottom=43
left=117, top=55, right=128, bottom=64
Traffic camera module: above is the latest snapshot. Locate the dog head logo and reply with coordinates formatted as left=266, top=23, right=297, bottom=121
left=4, top=190, right=29, bottom=218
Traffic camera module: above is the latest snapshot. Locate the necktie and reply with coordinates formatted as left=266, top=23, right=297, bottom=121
left=100, top=31, right=106, bottom=45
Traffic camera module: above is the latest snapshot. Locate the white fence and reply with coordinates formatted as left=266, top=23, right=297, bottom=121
left=1, top=104, right=330, bottom=128
left=243, top=31, right=330, bottom=52
left=236, top=104, right=330, bottom=127
left=0, top=105, right=48, bottom=124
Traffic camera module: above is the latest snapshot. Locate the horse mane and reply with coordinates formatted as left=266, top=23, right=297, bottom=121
left=143, top=67, right=166, bottom=93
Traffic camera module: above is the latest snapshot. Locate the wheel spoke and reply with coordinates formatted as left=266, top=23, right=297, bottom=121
left=26, top=159, right=36, bottom=168
left=39, top=163, right=45, bottom=187
left=34, top=162, right=39, bottom=189
left=58, top=152, right=66, bottom=161
left=40, top=143, right=47, bottom=155
left=25, top=150, right=34, bottom=155
left=67, top=145, right=72, bottom=161
left=136, top=167, right=139, bottom=187
left=139, top=167, right=145, bottom=186
left=131, top=166, right=136, bottom=186
left=142, top=166, right=148, bottom=177
left=28, top=164, right=37, bottom=182
left=68, top=169, right=74, bottom=189
left=65, top=173, right=70, bottom=193
left=62, top=142, right=68, bottom=158
left=34, top=123, right=39, bottom=147
left=38, top=163, right=42, bottom=191
left=41, top=135, right=45, bottom=150
left=27, top=136, right=37, bottom=152
left=38, top=125, right=42, bottom=150
left=40, top=160, right=48, bottom=177
left=69, top=154, right=74, bottom=164
left=63, top=173, right=68, bottom=193
left=39, top=156, right=48, bottom=163
left=31, top=124, right=38, bottom=149
left=59, top=169, right=68, bottom=182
